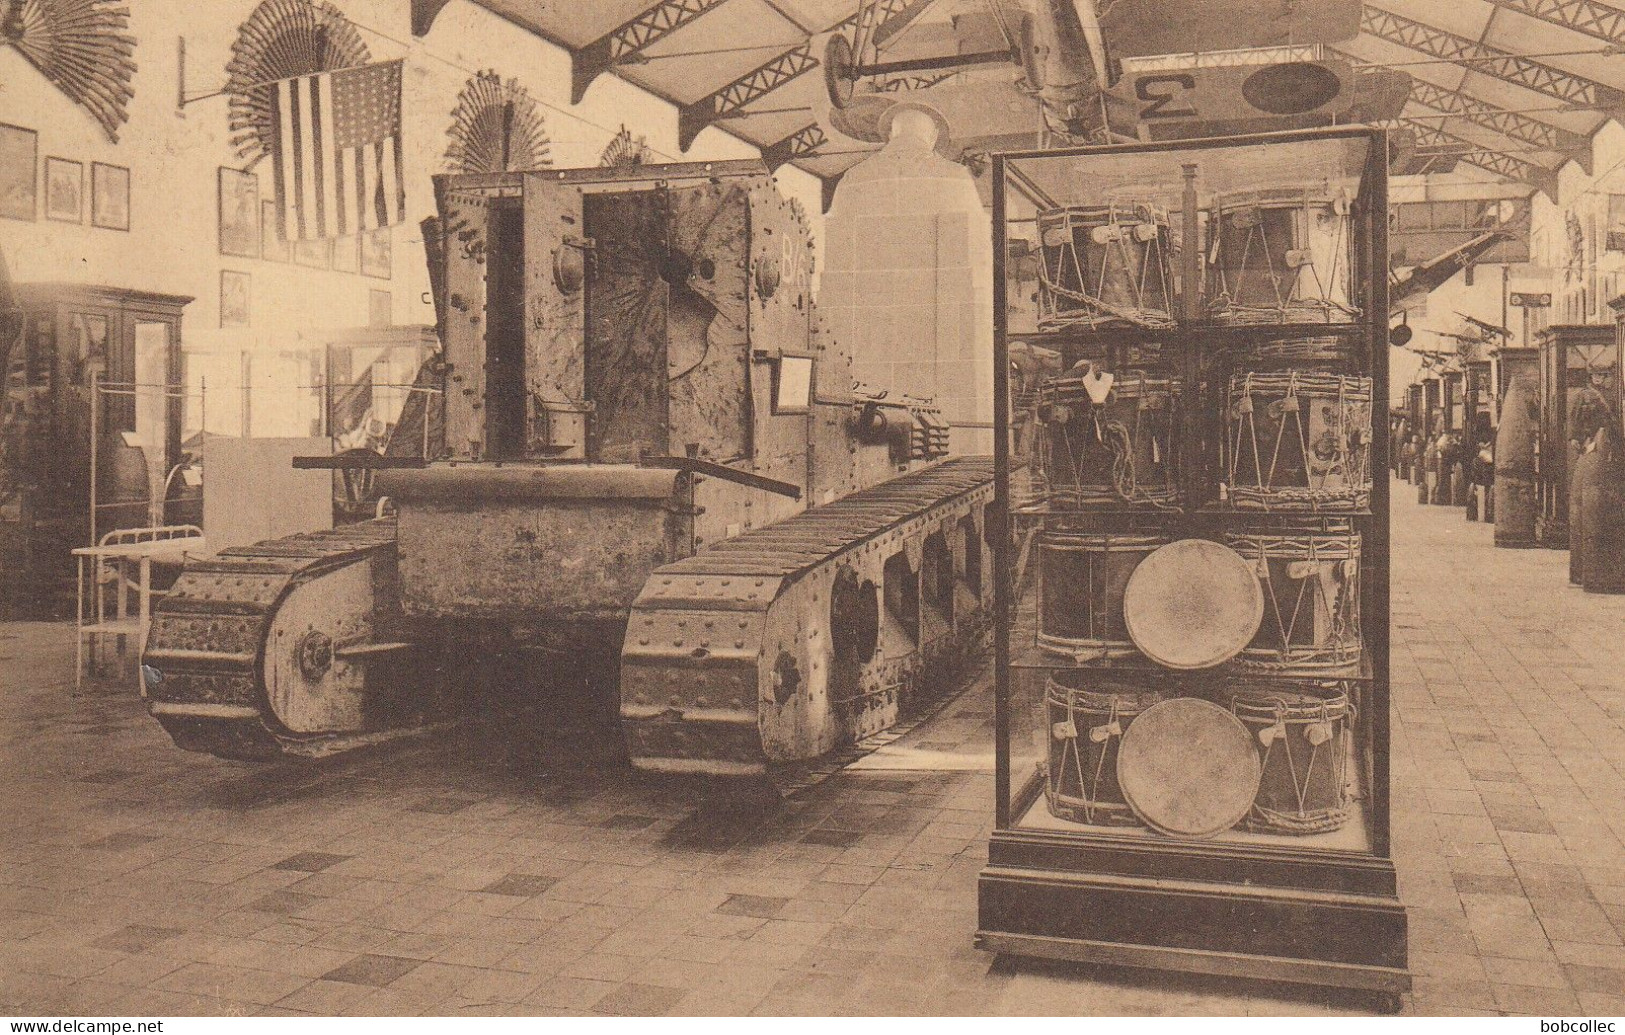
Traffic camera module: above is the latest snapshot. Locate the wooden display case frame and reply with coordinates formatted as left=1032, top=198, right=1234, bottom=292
left=977, top=127, right=1407, bottom=1010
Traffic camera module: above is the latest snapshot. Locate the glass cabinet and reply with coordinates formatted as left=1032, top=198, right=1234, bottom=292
left=977, top=128, right=1407, bottom=1008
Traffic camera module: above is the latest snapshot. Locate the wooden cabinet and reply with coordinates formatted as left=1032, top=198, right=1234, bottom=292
left=1, top=284, right=190, bottom=616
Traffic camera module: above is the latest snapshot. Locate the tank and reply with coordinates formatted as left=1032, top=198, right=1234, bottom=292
left=1582, top=427, right=1625, bottom=594
left=1494, top=374, right=1538, bottom=548
left=143, top=160, right=994, bottom=775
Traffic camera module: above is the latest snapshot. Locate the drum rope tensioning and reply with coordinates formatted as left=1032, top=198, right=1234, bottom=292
left=1036, top=202, right=1177, bottom=331
left=1208, top=188, right=1361, bottom=326
left=1039, top=369, right=1181, bottom=509
left=1227, top=369, right=1372, bottom=510
left=1227, top=528, right=1362, bottom=675
left=1222, top=684, right=1355, bottom=835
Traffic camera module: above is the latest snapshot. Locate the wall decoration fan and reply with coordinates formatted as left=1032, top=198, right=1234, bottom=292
left=600, top=125, right=652, bottom=169
left=225, top=0, right=371, bottom=167
left=0, top=0, right=137, bottom=142
left=444, top=71, right=551, bottom=175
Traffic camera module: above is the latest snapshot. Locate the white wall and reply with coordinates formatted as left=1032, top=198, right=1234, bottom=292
left=0, top=0, right=823, bottom=434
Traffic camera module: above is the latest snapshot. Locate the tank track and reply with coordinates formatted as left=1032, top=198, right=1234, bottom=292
left=622, top=456, right=996, bottom=776
left=142, top=518, right=412, bottom=761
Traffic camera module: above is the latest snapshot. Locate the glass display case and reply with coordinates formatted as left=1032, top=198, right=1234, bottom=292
left=977, top=128, right=1407, bottom=1008
left=1535, top=324, right=1617, bottom=548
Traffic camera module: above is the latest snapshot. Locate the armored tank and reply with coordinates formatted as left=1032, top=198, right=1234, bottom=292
left=142, top=160, right=994, bottom=776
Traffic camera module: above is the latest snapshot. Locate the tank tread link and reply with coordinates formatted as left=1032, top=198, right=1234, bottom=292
left=142, top=518, right=416, bottom=761
left=621, top=456, right=996, bottom=776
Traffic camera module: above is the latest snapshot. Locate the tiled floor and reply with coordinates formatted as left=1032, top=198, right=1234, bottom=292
left=1, top=479, right=1623, bottom=1016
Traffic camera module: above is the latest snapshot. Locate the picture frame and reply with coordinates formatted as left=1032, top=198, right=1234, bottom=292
left=220, top=270, right=251, bottom=328
left=361, top=228, right=392, bottom=280
left=218, top=167, right=260, bottom=258
left=261, top=199, right=289, bottom=263
left=369, top=289, right=392, bottom=329
left=44, top=157, right=83, bottom=224
left=91, top=162, right=130, bottom=231
left=294, top=235, right=331, bottom=270
left=0, top=123, right=37, bottom=221
left=332, top=234, right=360, bottom=275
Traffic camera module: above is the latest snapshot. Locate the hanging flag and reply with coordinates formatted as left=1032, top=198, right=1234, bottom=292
left=330, top=364, right=375, bottom=442
left=271, top=59, right=406, bottom=241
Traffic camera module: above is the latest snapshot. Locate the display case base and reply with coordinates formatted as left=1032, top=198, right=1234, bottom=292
left=977, top=835, right=1410, bottom=1002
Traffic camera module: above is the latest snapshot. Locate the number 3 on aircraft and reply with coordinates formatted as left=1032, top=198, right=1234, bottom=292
left=1135, top=74, right=1198, bottom=120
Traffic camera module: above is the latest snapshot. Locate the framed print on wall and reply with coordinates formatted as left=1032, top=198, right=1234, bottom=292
left=220, top=270, right=251, bottom=328
left=361, top=228, right=392, bottom=280
left=91, top=162, right=130, bottom=231
left=369, top=289, right=392, bottom=329
left=294, top=236, right=331, bottom=270
left=218, top=167, right=260, bottom=258
left=0, top=123, right=37, bottom=221
left=332, top=234, right=360, bottom=275
left=261, top=199, right=289, bottom=262
left=45, top=157, right=83, bottom=223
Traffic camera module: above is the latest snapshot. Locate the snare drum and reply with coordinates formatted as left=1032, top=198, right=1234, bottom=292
left=1037, top=530, right=1165, bottom=659
left=1043, top=672, right=1171, bottom=827
left=1037, top=202, right=1176, bottom=331
left=1219, top=682, right=1353, bottom=835
left=1226, top=527, right=1362, bottom=676
left=1039, top=370, right=1181, bottom=507
left=1208, top=188, right=1357, bottom=325
left=1226, top=371, right=1373, bottom=510
left=1248, top=336, right=1352, bottom=365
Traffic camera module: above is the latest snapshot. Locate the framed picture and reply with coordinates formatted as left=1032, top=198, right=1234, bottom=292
left=220, top=270, right=251, bottom=328
left=45, top=157, right=83, bottom=223
left=218, top=167, right=260, bottom=258
left=294, top=235, right=331, bottom=269
left=369, top=289, right=392, bottom=329
left=361, top=228, right=392, bottom=280
left=261, top=199, right=288, bottom=262
left=0, top=123, right=36, bottom=221
left=332, top=234, right=360, bottom=274
left=91, top=162, right=130, bottom=231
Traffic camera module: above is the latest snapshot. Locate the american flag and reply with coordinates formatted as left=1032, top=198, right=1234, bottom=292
left=271, top=60, right=406, bottom=241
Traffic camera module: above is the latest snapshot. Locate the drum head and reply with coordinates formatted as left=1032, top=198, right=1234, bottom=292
left=1117, top=697, right=1262, bottom=838
left=1123, top=539, right=1264, bottom=669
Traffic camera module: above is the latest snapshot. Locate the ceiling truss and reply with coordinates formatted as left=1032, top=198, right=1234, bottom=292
left=1390, top=118, right=1559, bottom=196
left=1405, top=77, right=1594, bottom=171
left=1481, top=0, right=1625, bottom=45
left=572, top=0, right=732, bottom=103
left=1362, top=4, right=1625, bottom=115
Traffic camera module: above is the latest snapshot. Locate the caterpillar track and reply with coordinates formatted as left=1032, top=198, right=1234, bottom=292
left=622, top=456, right=995, bottom=776
left=142, top=518, right=423, bottom=761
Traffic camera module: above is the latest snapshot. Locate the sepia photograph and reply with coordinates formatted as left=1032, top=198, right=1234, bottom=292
left=43, top=156, right=82, bottom=223
left=0, top=122, right=36, bottom=221
left=2, top=0, right=1625, bottom=1028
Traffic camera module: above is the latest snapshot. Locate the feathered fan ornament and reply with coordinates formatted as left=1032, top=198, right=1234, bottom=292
left=600, top=125, right=652, bottom=169
left=0, top=0, right=136, bottom=142
left=444, top=71, right=551, bottom=175
left=224, top=0, right=370, bottom=167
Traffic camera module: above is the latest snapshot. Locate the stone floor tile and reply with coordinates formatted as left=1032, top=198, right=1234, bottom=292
left=320, top=953, right=422, bottom=988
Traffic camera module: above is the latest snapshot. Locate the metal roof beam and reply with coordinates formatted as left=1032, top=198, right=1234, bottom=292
left=1361, top=4, right=1625, bottom=115
left=761, top=124, right=827, bottom=170
left=1481, top=0, right=1625, bottom=46
left=571, top=0, right=732, bottom=104
left=1387, top=118, right=1559, bottom=197
left=673, top=0, right=932, bottom=152
left=1404, top=77, right=1595, bottom=173
left=677, top=44, right=820, bottom=150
